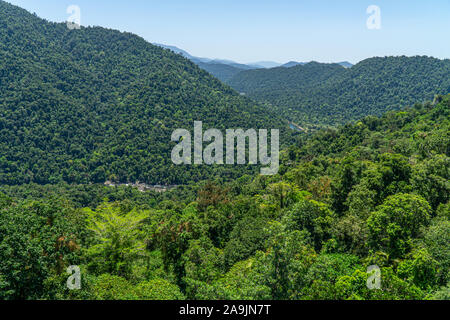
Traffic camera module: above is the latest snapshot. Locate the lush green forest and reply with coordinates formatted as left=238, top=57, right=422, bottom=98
left=0, top=1, right=289, bottom=186
left=154, top=43, right=257, bottom=83
left=228, top=57, right=450, bottom=127
left=1, top=95, right=448, bottom=300
left=0, top=1, right=448, bottom=301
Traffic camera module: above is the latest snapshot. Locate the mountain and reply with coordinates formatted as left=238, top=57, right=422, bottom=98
left=153, top=44, right=260, bottom=82
left=282, top=61, right=352, bottom=68
left=0, top=1, right=287, bottom=186
left=228, top=57, right=450, bottom=126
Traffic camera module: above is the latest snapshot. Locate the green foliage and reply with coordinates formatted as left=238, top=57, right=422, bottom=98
left=331, top=214, right=369, bottom=256
left=84, top=203, right=149, bottom=278
left=260, top=222, right=316, bottom=300
left=284, top=199, right=335, bottom=251
left=149, top=203, right=205, bottom=287
left=303, top=254, right=361, bottom=299
left=1, top=96, right=448, bottom=300
left=92, top=274, right=184, bottom=300
left=194, top=258, right=272, bottom=300
left=422, top=217, right=450, bottom=284
left=0, top=1, right=448, bottom=300
left=134, top=278, right=185, bottom=300
left=411, top=155, right=449, bottom=210
left=196, top=62, right=246, bottom=83
left=92, top=274, right=138, bottom=300
left=183, top=236, right=224, bottom=297
left=429, top=283, right=450, bottom=300
left=228, top=57, right=450, bottom=127
left=0, top=199, right=83, bottom=299
left=335, top=267, right=425, bottom=300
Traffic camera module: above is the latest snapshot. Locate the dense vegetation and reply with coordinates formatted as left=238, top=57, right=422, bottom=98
left=1, top=95, right=448, bottom=300
left=196, top=62, right=245, bottom=83
left=0, top=1, right=288, bottom=186
left=228, top=57, right=450, bottom=127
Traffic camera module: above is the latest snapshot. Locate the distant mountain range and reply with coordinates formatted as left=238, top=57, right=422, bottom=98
left=154, top=43, right=353, bottom=82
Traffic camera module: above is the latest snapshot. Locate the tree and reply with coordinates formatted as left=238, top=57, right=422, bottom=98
left=367, top=193, right=431, bottom=258
left=259, top=222, right=316, bottom=299
left=92, top=274, right=137, bottom=300
left=303, top=253, right=361, bottom=299
left=183, top=237, right=223, bottom=298
left=335, top=267, right=424, bottom=300
left=150, top=203, right=205, bottom=287
left=332, top=214, right=369, bottom=256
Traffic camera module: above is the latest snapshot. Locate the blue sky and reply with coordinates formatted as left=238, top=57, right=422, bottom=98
left=5, top=0, right=450, bottom=64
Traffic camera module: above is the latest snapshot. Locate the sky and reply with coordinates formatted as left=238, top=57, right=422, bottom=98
left=5, top=0, right=450, bottom=64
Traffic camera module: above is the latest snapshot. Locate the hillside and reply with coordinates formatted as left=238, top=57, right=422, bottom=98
left=228, top=56, right=450, bottom=127
left=0, top=1, right=286, bottom=185
left=1, top=95, right=448, bottom=300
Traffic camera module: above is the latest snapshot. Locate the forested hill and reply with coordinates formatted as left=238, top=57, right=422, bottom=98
left=227, top=56, right=450, bottom=127
left=0, top=1, right=286, bottom=185
left=195, top=61, right=245, bottom=83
